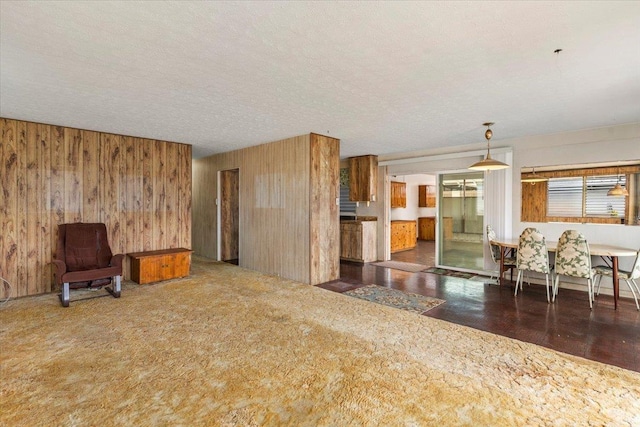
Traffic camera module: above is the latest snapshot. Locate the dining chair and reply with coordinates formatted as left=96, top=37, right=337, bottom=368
left=515, top=227, right=552, bottom=302
left=593, top=250, right=640, bottom=310
left=486, top=225, right=516, bottom=283
left=554, top=230, right=595, bottom=309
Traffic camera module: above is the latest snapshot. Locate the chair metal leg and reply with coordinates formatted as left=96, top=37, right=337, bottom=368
left=624, top=279, right=640, bottom=310
left=545, top=274, right=550, bottom=303
left=552, top=275, right=560, bottom=303
left=514, top=270, right=522, bottom=296
left=60, top=282, right=70, bottom=307
left=106, top=275, right=121, bottom=299
left=587, top=278, right=593, bottom=310
left=595, top=274, right=604, bottom=296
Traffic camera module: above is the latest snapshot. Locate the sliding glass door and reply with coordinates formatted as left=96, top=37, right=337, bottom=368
left=438, top=172, right=485, bottom=271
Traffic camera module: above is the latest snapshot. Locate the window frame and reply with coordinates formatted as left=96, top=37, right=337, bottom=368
left=521, top=164, right=639, bottom=225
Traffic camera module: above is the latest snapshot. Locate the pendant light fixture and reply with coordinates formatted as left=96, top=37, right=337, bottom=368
left=607, top=169, right=629, bottom=197
left=521, top=167, right=549, bottom=184
left=468, top=122, right=509, bottom=171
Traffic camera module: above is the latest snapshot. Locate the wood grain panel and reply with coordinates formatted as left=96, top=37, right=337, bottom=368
left=178, top=144, right=192, bottom=249
left=26, top=122, right=43, bottom=295
left=82, top=130, right=100, bottom=222
left=39, top=124, right=53, bottom=293
left=64, top=128, right=83, bottom=223
left=309, top=133, right=340, bottom=284
left=142, top=138, right=154, bottom=251
left=521, top=181, right=547, bottom=222
left=49, top=126, right=65, bottom=291
left=0, top=117, right=192, bottom=298
left=1, top=119, right=18, bottom=296
left=153, top=140, right=167, bottom=249
left=126, top=138, right=144, bottom=253
left=100, top=133, right=122, bottom=256
left=16, top=121, right=28, bottom=295
left=165, top=142, right=179, bottom=249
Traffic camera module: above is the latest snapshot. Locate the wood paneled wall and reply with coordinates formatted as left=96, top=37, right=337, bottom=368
left=192, top=133, right=339, bottom=285
left=0, top=118, right=191, bottom=298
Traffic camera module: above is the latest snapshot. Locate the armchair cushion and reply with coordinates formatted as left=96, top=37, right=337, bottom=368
left=54, top=223, right=123, bottom=286
left=64, top=223, right=113, bottom=271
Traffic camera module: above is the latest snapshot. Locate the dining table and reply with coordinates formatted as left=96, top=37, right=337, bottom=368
left=491, top=238, right=637, bottom=310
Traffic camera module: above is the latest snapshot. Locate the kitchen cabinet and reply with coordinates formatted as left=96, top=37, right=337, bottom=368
left=128, top=248, right=192, bottom=284
left=390, top=181, right=407, bottom=208
left=348, top=155, right=378, bottom=202
left=418, top=185, right=436, bottom=208
left=418, top=217, right=436, bottom=241
left=340, top=221, right=377, bottom=262
left=390, top=220, right=416, bottom=253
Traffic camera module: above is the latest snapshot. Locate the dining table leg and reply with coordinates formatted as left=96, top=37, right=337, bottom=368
left=499, top=246, right=506, bottom=286
left=612, top=256, right=619, bottom=310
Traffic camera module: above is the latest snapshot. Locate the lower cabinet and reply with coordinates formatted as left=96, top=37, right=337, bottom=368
left=390, top=220, right=417, bottom=253
left=128, top=248, right=192, bottom=284
left=340, top=221, right=377, bottom=262
left=418, top=217, right=436, bottom=241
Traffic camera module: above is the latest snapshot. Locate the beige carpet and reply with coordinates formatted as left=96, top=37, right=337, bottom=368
left=1, top=258, right=640, bottom=426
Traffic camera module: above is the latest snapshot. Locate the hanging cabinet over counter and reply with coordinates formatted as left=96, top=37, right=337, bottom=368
left=390, top=181, right=407, bottom=208
left=418, top=185, right=436, bottom=208
left=349, top=155, right=378, bottom=202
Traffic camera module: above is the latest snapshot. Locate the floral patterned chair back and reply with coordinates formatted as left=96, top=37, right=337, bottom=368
left=486, top=225, right=501, bottom=263
left=629, top=251, right=640, bottom=281
left=555, top=230, right=592, bottom=278
left=516, top=227, right=549, bottom=274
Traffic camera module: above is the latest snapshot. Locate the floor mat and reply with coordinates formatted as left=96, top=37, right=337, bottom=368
left=344, top=284, right=445, bottom=314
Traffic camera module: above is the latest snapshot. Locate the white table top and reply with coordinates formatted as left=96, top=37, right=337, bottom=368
left=491, top=239, right=637, bottom=258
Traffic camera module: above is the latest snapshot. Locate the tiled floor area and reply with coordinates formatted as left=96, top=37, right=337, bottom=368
left=320, top=241, right=640, bottom=373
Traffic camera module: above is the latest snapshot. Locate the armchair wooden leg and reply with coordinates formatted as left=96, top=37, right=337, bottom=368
left=60, top=282, right=70, bottom=307
left=106, top=275, right=121, bottom=299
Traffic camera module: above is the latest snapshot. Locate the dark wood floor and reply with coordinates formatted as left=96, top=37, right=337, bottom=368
left=319, top=241, right=640, bottom=373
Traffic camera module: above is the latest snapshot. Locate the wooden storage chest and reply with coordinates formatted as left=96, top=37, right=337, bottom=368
left=128, top=248, right=193, bottom=284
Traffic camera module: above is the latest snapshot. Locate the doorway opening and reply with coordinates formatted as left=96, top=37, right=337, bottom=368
left=219, top=169, right=239, bottom=265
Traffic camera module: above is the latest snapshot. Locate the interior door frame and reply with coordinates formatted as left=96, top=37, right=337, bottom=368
left=217, top=168, right=240, bottom=263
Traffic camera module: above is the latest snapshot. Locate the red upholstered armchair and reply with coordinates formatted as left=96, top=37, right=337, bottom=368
left=53, top=223, right=124, bottom=307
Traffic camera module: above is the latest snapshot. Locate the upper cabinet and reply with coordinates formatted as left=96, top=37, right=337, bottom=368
left=349, top=155, right=378, bottom=202
left=418, top=185, right=436, bottom=208
left=390, top=181, right=407, bottom=208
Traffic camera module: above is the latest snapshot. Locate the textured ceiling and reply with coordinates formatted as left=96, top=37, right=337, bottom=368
left=1, top=1, right=639, bottom=159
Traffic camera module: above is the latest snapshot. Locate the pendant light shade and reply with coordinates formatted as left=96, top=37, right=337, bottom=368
left=607, top=169, right=629, bottom=197
left=468, top=122, right=509, bottom=171
left=521, top=167, right=549, bottom=184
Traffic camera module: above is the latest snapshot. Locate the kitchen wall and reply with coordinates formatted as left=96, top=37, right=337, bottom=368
left=388, top=174, right=437, bottom=221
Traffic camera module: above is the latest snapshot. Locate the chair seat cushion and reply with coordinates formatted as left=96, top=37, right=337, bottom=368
left=61, top=265, right=121, bottom=284
left=593, top=265, right=632, bottom=279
